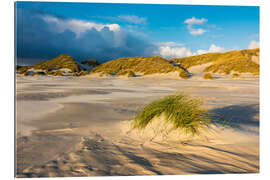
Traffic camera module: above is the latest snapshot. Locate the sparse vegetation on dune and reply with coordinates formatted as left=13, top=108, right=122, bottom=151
left=16, top=65, right=22, bottom=70
left=170, top=53, right=221, bottom=69
left=72, top=71, right=89, bottom=76
left=171, top=48, right=260, bottom=75
left=179, top=71, right=189, bottom=79
left=115, top=70, right=136, bottom=77
left=203, top=73, right=214, bottom=80
left=127, top=70, right=136, bottom=77
left=91, top=56, right=187, bottom=77
left=81, top=59, right=100, bottom=67
left=232, top=73, right=240, bottom=78
left=132, top=93, right=211, bottom=135
left=53, top=70, right=63, bottom=76
left=17, top=54, right=97, bottom=77
left=46, top=70, right=54, bottom=75
left=31, top=71, right=46, bottom=76
left=78, top=70, right=89, bottom=76
left=17, top=66, right=31, bottom=74
left=17, top=48, right=260, bottom=78
left=91, top=48, right=259, bottom=79
left=204, top=53, right=259, bottom=75
left=33, top=54, right=80, bottom=73
left=23, top=71, right=29, bottom=76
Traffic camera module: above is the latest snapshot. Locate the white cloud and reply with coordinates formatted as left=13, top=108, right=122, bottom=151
left=196, top=49, right=208, bottom=55
left=248, top=40, right=260, bottom=49
left=117, top=15, right=147, bottom=24
left=184, top=17, right=208, bottom=36
left=189, top=28, right=207, bottom=35
left=154, top=41, right=192, bottom=58
left=184, top=17, right=207, bottom=25
left=155, top=41, right=225, bottom=58
left=197, top=44, right=225, bottom=55
left=156, top=46, right=192, bottom=59
left=42, top=15, right=121, bottom=38
left=209, top=44, right=225, bottom=52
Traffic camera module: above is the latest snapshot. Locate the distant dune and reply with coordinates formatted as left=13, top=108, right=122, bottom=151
left=92, top=48, right=259, bottom=79
left=16, top=55, right=99, bottom=77
left=91, top=56, right=188, bottom=78
left=170, top=48, right=259, bottom=76
left=17, top=48, right=259, bottom=79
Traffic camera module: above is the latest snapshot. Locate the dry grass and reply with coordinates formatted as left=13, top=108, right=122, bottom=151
left=127, top=70, right=136, bottom=77
left=170, top=53, right=221, bottom=69
left=17, top=49, right=259, bottom=78
left=78, top=70, right=89, bottom=76
left=17, top=66, right=31, bottom=74
left=170, top=49, right=259, bottom=75
left=232, top=73, right=240, bottom=78
left=132, top=93, right=211, bottom=135
left=203, top=73, right=214, bottom=80
left=33, top=54, right=80, bottom=73
left=91, top=56, right=186, bottom=77
left=53, top=70, right=63, bottom=76
left=32, top=72, right=46, bottom=76
left=81, top=59, right=100, bottom=67
left=179, top=71, right=189, bottom=79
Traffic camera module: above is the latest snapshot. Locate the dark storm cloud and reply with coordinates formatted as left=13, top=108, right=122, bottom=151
left=16, top=8, right=156, bottom=65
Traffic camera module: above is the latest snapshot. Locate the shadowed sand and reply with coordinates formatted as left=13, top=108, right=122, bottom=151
left=16, top=75, right=259, bottom=177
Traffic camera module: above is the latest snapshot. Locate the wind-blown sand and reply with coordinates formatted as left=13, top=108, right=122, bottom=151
left=16, top=75, right=259, bottom=177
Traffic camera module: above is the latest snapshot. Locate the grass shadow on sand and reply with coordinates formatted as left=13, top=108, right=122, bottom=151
left=139, top=144, right=259, bottom=174
left=16, top=104, right=259, bottom=177
left=210, top=104, right=259, bottom=130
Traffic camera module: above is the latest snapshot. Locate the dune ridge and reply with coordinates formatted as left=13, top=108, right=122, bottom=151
left=17, top=48, right=259, bottom=79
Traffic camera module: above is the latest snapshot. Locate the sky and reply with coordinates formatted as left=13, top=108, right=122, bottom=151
left=16, top=1, right=259, bottom=65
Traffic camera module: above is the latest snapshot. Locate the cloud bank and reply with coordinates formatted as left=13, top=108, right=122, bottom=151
left=42, top=15, right=121, bottom=38
left=16, top=8, right=235, bottom=65
left=16, top=8, right=155, bottom=65
left=197, top=44, right=225, bottom=55
left=154, top=42, right=192, bottom=58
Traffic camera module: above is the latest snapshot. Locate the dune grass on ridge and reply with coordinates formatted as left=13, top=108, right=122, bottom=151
left=170, top=48, right=259, bottom=75
left=33, top=54, right=81, bottom=73
left=91, top=56, right=188, bottom=78
left=203, top=73, right=214, bottom=80
left=132, top=93, right=212, bottom=135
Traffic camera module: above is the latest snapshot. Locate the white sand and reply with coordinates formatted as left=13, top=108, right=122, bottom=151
left=16, top=75, right=259, bottom=177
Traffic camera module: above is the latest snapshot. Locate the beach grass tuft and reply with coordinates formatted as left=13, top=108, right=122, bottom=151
left=33, top=54, right=80, bottom=73
left=127, top=70, right=136, bottom=77
left=232, top=73, right=240, bottom=78
left=203, top=73, right=214, bottom=80
left=54, top=70, right=63, bottom=76
left=179, top=71, right=189, bottom=79
left=132, top=93, right=211, bottom=135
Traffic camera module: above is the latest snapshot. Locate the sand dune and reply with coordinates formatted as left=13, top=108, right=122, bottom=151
left=188, top=62, right=213, bottom=79
left=16, top=75, right=259, bottom=177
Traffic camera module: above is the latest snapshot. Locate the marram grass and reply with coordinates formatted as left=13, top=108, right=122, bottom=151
left=91, top=56, right=187, bottom=77
left=232, top=73, right=240, bottom=78
left=170, top=48, right=259, bottom=75
left=132, top=93, right=212, bottom=135
left=203, top=73, right=214, bottom=80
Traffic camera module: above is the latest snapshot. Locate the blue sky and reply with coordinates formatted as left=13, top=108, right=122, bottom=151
left=16, top=1, right=259, bottom=65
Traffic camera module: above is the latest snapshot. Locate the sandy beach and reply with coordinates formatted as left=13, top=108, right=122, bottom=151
left=16, top=75, right=259, bottom=177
